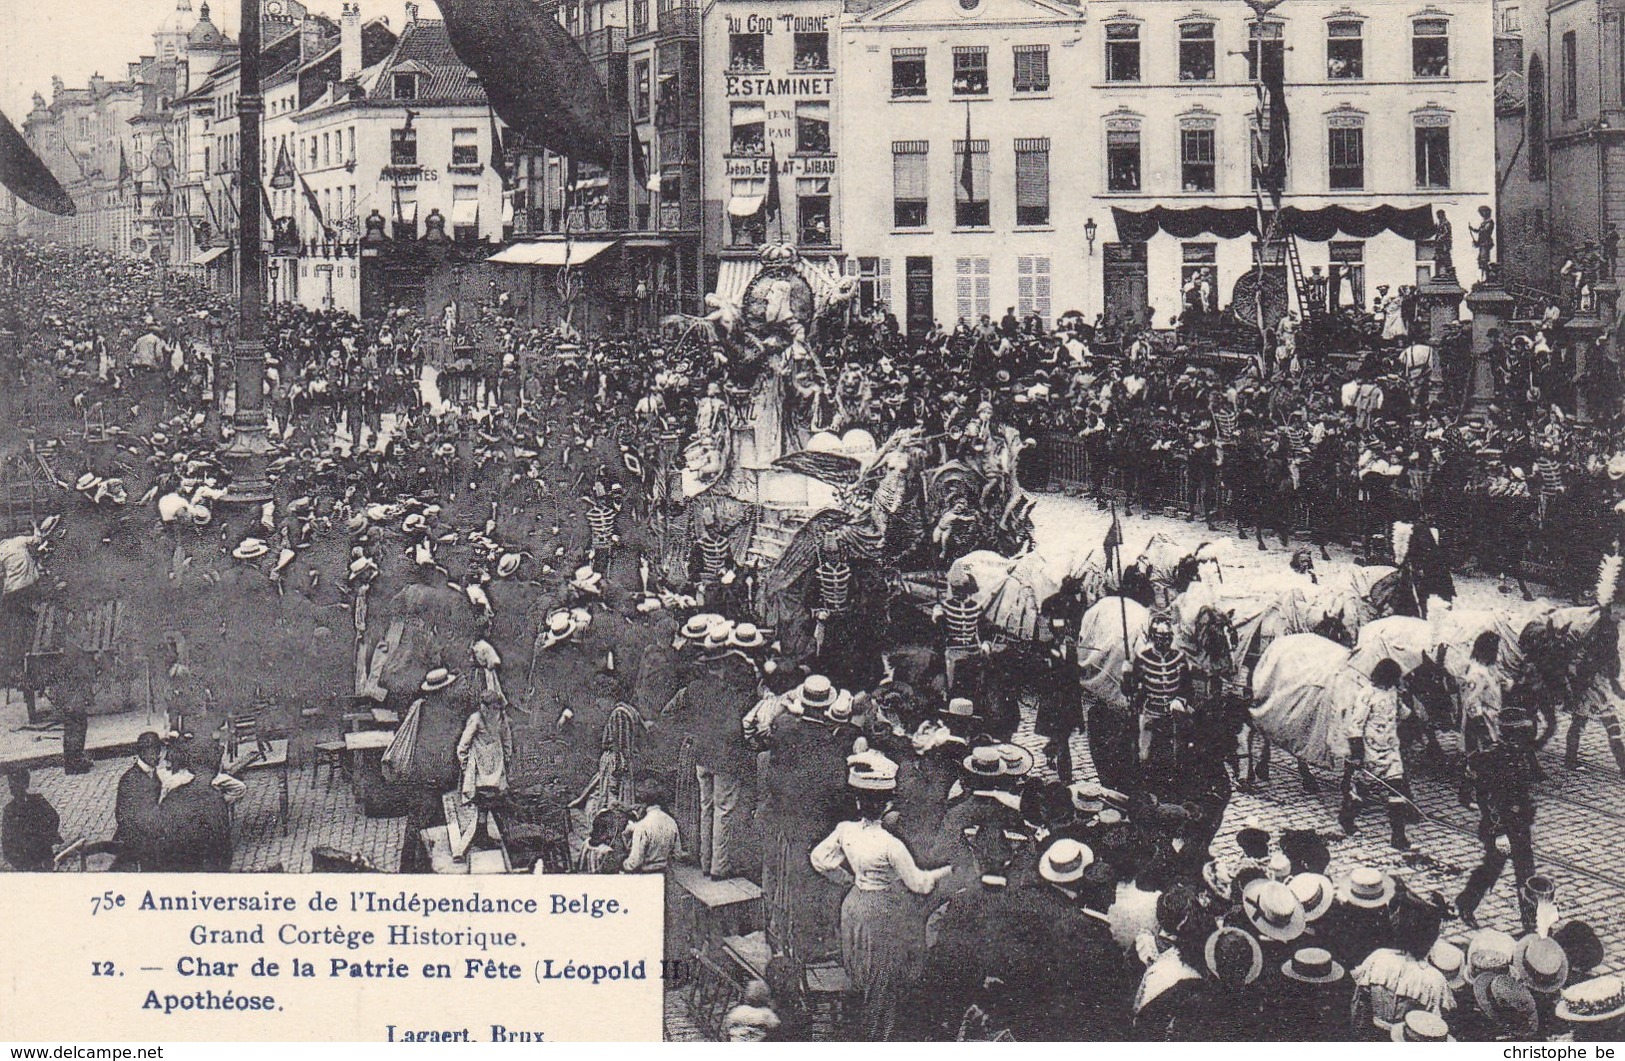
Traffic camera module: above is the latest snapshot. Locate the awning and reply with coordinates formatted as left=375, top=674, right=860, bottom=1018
left=486, top=239, right=619, bottom=267
left=569, top=176, right=609, bottom=193
left=727, top=195, right=763, bottom=218
left=451, top=198, right=480, bottom=226
left=1110, top=204, right=1436, bottom=244
left=715, top=259, right=758, bottom=306
left=191, top=246, right=229, bottom=265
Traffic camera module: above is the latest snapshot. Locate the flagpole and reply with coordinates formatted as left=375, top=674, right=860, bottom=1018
left=1110, top=502, right=1131, bottom=668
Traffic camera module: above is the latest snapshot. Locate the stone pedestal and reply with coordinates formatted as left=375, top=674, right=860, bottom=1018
left=1416, top=274, right=1466, bottom=350
left=1565, top=312, right=1608, bottom=423
left=1464, top=282, right=1517, bottom=411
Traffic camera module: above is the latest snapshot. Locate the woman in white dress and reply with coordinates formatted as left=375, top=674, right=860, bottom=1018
left=456, top=690, right=513, bottom=804
left=810, top=787, right=950, bottom=1040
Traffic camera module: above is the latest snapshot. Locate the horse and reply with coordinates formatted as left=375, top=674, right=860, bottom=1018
left=1075, top=595, right=1149, bottom=794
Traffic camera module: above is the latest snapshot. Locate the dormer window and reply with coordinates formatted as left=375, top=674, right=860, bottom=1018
left=393, top=73, right=419, bottom=99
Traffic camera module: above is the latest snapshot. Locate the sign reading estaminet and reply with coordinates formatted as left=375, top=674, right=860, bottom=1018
left=0, top=875, right=665, bottom=1042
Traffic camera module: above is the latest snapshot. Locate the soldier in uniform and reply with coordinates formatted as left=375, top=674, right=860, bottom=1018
left=1122, top=612, right=1193, bottom=793
left=1455, top=708, right=1540, bottom=931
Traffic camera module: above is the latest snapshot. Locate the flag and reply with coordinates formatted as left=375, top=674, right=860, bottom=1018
left=271, top=141, right=296, bottom=189
left=1253, top=38, right=1289, bottom=201
left=488, top=109, right=510, bottom=190
left=1103, top=509, right=1123, bottom=562
left=298, top=172, right=327, bottom=232
left=762, top=143, right=780, bottom=223
left=958, top=101, right=975, bottom=200
left=116, top=144, right=131, bottom=198
left=0, top=108, right=74, bottom=215
left=437, top=0, right=617, bottom=166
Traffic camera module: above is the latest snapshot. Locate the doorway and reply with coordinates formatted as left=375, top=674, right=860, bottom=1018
left=905, top=256, right=934, bottom=336
left=1102, top=242, right=1148, bottom=326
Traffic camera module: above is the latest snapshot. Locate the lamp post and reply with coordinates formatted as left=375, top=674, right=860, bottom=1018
left=267, top=259, right=279, bottom=302
left=219, top=0, right=273, bottom=503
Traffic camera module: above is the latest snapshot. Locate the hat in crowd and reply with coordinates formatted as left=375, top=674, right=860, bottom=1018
left=1201, top=859, right=1233, bottom=903
left=1338, top=866, right=1396, bottom=909
left=1391, top=1011, right=1453, bottom=1043
left=791, top=675, right=853, bottom=721
left=496, top=552, right=523, bottom=578
left=962, top=745, right=1006, bottom=777
left=1235, top=827, right=1271, bottom=862
left=75, top=472, right=102, bottom=492
left=846, top=743, right=899, bottom=792
left=701, top=619, right=738, bottom=652
left=403, top=513, right=427, bottom=532
left=1474, top=973, right=1539, bottom=1036
left=1552, top=920, right=1605, bottom=975
left=1205, top=927, right=1264, bottom=987
left=1243, top=879, right=1306, bottom=942
left=571, top=564, right=603, bottom=594
left=1288, top=872, right=1335, bottom=922
left=232, top=538, right=270, bottom=560
left=1466, top=929, right=1518, bottom=982
left=1429, top=940, right=1469, bottom=990
left=1557, top=975, right=1625, bottom=1024
left=679, top=613, right=724, bottom=643
left=1514, top=935, right=1570, bottom=995
left=1607, top=452, right=1625, bottom=481
left=1267, top=852, right=1293, bottom=881
left=1039, top=838, right=1094, bottom=884
left=1282, top=947, right=1346, bottom=985
left=944, top=697, right=977, bottom=718
left=728, top=622, right=767, bottom=650
left=420, top=668, right=457, bottom=692
left=1068, top=781, right=1107, bottom=815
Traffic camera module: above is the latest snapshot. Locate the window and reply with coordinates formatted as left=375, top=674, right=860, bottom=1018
left=1015, top=138, right=1049, bottom=225
left=1329, top=240, right=1364, bottom=308
left=955, top=256, right=991, bottom=321
left=730, top=102, right=766, bottom=155
left=391, top=128, right=417, bottom=166
left=452, top=127, right=479, bottom=167
left=845, top=257, right=892, bottom=314
left=1179, top=24, right=1215, bottom=81
left=323, top=132, right=332, bottom=167
left=1180, top=243, right=1217, bottom=310
left=1248, top=22, right=1284, bottom=81
left=1014, top=45, right=1050, bottom=92
left=892, top=47, right=927, bottom=97
left=1415, top=239, right=1435, bottom=286
left=953, top=46, right=989, bottom=95
left=393, top=73, right=418, bottom=100
left=953, top=139, right=990, bottom=226
left=1413, top=19, right=1449, bottom=78
left=309, top=136, right=319, bottom=168
left=633, top=0, right=647, bottom=33
left=394, top=187, right=418, bottom=239
left=1181, top=124, right=1216, bottom=192
left=729, top=32, right=764, bottom=71
left=794, top=32, right=829, bottom=70
left=1562, top=32, right=1577, bottom=117
left=1501, top=5, right=1521, bottom=33
left=1328, top=122, right=1364, bottom=190
left=348, top=126, right=356, bottom=161
left=892, top=141, right=928, bottom=227
left=797, top=177, right=831, bottom=245
left=795, top=101, right=831, bottom=154
left=348, top=185, right=357, bottom=221
left=1528, top=55, right=1547, bottom=179
left=634, top=60, right=651, bottom=120
left=1107, top=127, right=1141, bottom=192
left=1017, top=255, right=1051, bottom=325
left=1106, top=23, right=1140, bottom=82
left=1327, top=20, right=1363, bottom=79
left=1414, top=117, right=1450, bottom=188
left=728, top=177, right=766, bottom=246
left=452, top=185, right=480, bottom=241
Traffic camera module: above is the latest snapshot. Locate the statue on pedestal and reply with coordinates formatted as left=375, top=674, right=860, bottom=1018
left=1433, top=209, right=1456, bottom=282
left=1469, top=206, right=1496, bottom=283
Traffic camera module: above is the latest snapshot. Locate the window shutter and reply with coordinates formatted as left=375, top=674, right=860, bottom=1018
left=956, top=257, right=975, bottom=321
left=1015, top=141, right=1049, bottom=209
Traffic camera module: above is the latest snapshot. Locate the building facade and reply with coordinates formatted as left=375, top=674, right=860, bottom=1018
left=1075, top=0, right=1496, bottom=329
left=20, top=71, right=144, bottom=254
left=704, top=0, right=844, bottom=301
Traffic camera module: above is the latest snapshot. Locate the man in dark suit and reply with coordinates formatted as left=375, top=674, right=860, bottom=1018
left=1, top=768, right=62, bottom=871
left=152, top=736, right=232, bottom=872
left=113, top=732, right=163, bottom=871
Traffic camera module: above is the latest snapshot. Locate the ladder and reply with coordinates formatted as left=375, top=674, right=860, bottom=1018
left=1283, top=233, right=1319, bottom=318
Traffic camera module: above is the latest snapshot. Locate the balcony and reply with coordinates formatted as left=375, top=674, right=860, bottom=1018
left=565, top=204, right=614, bottom=233
left=656, top=7, right=698, bottom=39
left=585, top=26, right=628, bottom=56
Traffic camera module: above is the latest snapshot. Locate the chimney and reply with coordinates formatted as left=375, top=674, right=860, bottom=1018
left=128, top=61, right=143, bottom=82
left=50, top=75, right=65, bottom=100
left=300, top=16, right=325, bottom=62
left=405, top=2, right=418, bottom=26
left=341, top=4, right=362, bottom=81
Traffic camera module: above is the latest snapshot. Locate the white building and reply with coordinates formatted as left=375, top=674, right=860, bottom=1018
left=1077, top=0, right=1497, bottom=328
left=837, top=0, right=1087, bottom=334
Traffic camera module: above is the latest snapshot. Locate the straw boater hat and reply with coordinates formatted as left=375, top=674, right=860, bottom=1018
left=795, top=675, right=854, bottom=721
left=679, top=613, right=724, bottom=643
left=1288, top=872, right=1336, bottom=922
left=846, top=744, right=898, bottom=792
left=571, top=564, right=604, bottom=594
left=1466, top=929, right=1517, bottom=983
left=701, top=619, right=738, bottom=653
left=1282, top=947, right=1346, bottom=985
left=1039, top=838, right=1094, bottom=884
left=962, top=745, right=1006, bottom=777
left=1205, top=926, right=1264, bottom=986
left=1243, top=879, right=1306, bottom=942
left=1557, top=975, right=1625, bottom=1024
left=497, top=552, right=523, bottom=578
left=1514, top=935, right=1570, bottom=995
left=540, top=609, right=586, bottom=649
left=1338, top=866, right=1396, bottom=909
left=1429, top=940, right=1469, bottom=990
left=729, top=622, right=767, bottom=650
left=233, top=538, right=270, bottom=560
left=995, top=742, right=1034, bottom=777
left=421, top=668, right=457, bottom=692
left=1391, top=1011, right=1454, bottom=1043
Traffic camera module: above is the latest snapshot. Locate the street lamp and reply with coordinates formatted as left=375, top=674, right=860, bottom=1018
left=267, top=259, right=279, bottom=301
left=219, top=0, right=273, bottom=503
left=1085, top=217, right=1098, bottom=255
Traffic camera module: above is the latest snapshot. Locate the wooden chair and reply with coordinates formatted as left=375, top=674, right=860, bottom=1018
left=223, top=705, right=291, bottom=836
left=683, top=951, right=746, bottom=1041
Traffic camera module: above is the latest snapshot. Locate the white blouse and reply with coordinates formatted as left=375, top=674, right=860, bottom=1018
left=810, top=819, right=944, bottom=894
